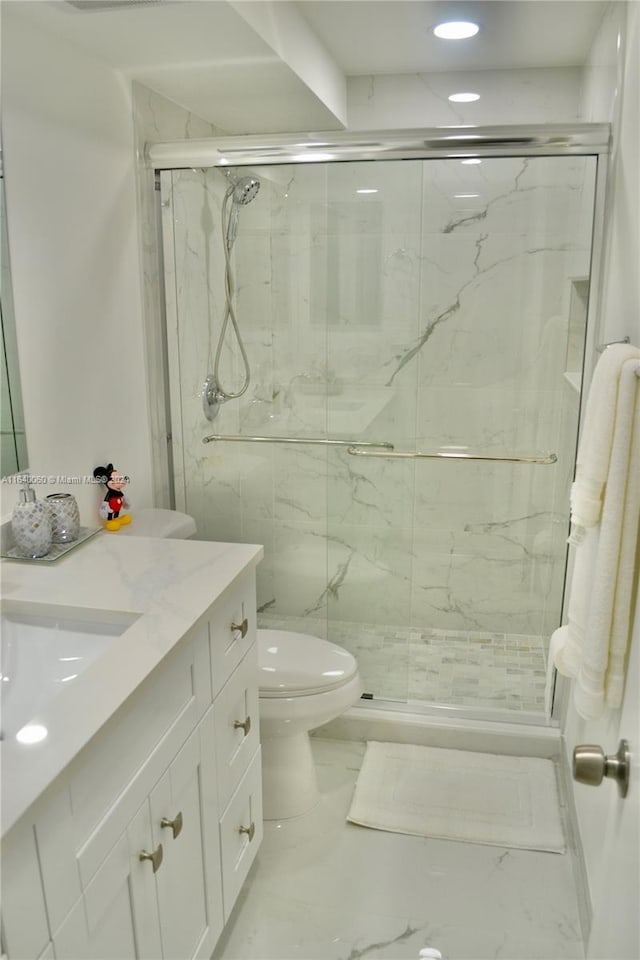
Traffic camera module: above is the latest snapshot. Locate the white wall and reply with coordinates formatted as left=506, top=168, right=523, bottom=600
left=562, top=0, right=640, bottom=949
left=1, top=7, right=153, bottom=525
left=131, top=82, right=219, bottom=508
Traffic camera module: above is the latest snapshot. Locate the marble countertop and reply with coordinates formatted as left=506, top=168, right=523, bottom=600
left=1, top=532, right=263, bottom=836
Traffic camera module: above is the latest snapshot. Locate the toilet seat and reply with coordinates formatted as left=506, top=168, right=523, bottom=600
left=258, top=629, right=358, bottom=697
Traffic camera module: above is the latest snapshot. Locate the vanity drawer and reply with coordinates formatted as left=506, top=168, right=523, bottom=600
left=212, top=643, right=259, bottom=810
left=209, top=571, right=256, bottom=696
left=219, top=746, right=263, bottom=921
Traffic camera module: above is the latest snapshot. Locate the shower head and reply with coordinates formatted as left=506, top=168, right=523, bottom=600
left=223, top=172, right=260, bottom=251
left=227, top=174, right=260, bottom=205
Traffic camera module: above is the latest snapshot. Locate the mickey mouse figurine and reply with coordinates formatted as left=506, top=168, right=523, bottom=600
left=93, top=463, right=133, bottom=531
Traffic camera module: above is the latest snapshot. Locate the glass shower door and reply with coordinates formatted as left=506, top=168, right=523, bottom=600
left=160, top=147, right=598, bottom=717
left=324, top=153, right=597, bottom=712
left=316, top=159, right=423, bottom=701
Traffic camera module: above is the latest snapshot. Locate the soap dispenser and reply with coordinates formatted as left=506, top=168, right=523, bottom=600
left=11, top=484, right=53, bottom=558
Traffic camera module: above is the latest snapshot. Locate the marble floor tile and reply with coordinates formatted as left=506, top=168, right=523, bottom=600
left=214, top=739, right=584, bottom=960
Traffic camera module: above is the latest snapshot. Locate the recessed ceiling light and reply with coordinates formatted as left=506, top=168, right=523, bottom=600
left=454, top=194, right=480, bottom=198
left=357, top=189, right=378, bottom=194
left=16, top=723, right=48, bottom=745
left=461, top=158, right=482, bottom=165
left=433, top=20, right=480, bottom=40
left=448, top=92, right=481, bottom=103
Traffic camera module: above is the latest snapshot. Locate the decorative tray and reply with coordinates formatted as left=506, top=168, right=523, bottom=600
left=1, top=526, right=102, bottom=562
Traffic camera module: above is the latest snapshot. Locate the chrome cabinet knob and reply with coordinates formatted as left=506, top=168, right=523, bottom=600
left=139, top=843, right=164, bottom=872
left=239, top=821, right=256, bottom=842
left=231, top=618, right=249, bottom=638
left=234, top=715, right=251, bottom=736
left=161, top=811, right=183, bottom=839
left=573, top=739, right=630, bottom=798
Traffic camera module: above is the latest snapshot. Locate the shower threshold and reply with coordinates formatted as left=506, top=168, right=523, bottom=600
left=354, top=694, right=554, bottom=728
left=315, top=699, right=561, bottom=761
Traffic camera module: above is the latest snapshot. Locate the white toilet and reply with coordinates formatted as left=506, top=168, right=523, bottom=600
left=258, top=629, right=363, bottom=820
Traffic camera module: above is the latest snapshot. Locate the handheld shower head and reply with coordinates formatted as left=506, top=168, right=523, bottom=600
left=232, top=176, right=260, bottom=205
left=223, top=172, right=261, bottom=250
left=225, top=171, right=261, bottom=205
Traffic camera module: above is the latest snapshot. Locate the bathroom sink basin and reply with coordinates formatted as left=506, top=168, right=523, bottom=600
left=0, top=600, right=138, bottom=740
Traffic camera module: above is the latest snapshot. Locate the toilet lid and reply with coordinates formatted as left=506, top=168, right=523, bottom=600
left=258, top=630, right=358, bottom=697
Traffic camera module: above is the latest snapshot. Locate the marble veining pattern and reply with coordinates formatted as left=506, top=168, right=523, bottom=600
left=259, top=614, right=547, bottom=713
left=213, top=739, right=584, bottom=960
left=162, top=154, right=596, bottom=702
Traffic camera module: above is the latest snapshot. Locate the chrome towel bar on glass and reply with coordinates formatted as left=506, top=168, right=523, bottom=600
left=203, top=434, right=394, bottom=450
left=346, top=447, right=557, bottom=464
left=202, top=434, right=556, bottom=463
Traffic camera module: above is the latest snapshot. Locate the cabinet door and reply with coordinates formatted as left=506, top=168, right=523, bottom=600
left=149, top=722, right=223, bottom=960
left=53, top=802, right=162, bottom=960
left=1, top=818, right=50, bottom=960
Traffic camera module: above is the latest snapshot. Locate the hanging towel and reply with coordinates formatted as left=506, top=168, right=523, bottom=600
left=553, top=346, right=640, bottom=720
left=569, top=343, right=640, bottom=529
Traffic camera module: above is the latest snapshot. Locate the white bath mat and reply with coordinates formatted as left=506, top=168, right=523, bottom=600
left=347, top=741, right=565, bottom=853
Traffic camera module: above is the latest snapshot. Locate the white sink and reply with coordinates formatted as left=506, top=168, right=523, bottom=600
left=1, top=601, right=138, bottom=740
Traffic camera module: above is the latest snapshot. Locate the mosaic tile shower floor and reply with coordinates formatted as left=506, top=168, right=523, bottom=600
left=258, top=615, right=548, bottom=713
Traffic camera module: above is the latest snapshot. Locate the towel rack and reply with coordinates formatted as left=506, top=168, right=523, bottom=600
left=202, top=434, right=556, bottom=463
left=203, top=434, right=394, bottom=449
left=347, top=447, right=558, bottom=464
left=596, top=336, right=630, bottom=353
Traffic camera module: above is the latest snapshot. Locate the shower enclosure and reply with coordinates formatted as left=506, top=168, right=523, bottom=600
left=151, top=126, right=607, bottom=722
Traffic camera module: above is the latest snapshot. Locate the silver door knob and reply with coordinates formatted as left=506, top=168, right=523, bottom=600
left=572, top=739, right=630, bottom=798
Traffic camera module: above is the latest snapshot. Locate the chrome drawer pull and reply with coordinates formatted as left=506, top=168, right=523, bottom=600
left=139, top=843, right=163, bottom=872
left=160, top=811, right=183, bottom=839
left=239, top=821, right=255, bottom=842
left=231, top=617, right=249, bottom=638
left=234, top=716, right=251, bottom=736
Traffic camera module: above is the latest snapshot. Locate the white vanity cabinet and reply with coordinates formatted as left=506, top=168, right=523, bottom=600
left=1, top=566, right=262, bottom=960
left=51, top=715, right=223, bottom=960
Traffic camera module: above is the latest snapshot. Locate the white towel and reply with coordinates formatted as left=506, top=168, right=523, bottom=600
left=570, top=343, right=640, bottom=528
left=553, top=350, right=640, bottom=720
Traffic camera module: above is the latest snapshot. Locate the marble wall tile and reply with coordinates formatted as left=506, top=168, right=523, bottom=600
left=322, top=523, right=414, bottom=626
left=327, top=448, right=416, bottom=529
left=162, top=152, right=595, bottom=698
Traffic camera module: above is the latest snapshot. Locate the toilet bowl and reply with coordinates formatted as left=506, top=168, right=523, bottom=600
left=258, top=629, right=363, bottom=820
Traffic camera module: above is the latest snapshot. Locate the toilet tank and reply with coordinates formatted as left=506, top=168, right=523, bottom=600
left=118, top=508, right=197, bottom=539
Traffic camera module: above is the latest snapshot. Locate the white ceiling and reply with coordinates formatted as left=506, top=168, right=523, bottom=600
left=7, top=0, right=607, bottom=134
left=299, top=1, right=607, bottom=74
